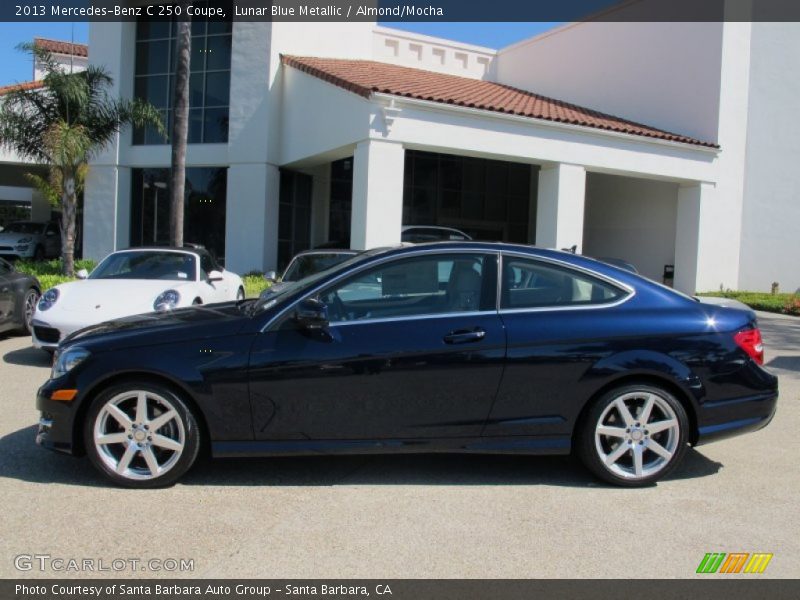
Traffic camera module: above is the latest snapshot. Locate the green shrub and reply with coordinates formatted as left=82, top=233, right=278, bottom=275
left=15, top=258, right=97, bottom=277
left=243, top=274, right=269, bottom=298
left=697, top=291, right=799, bottom=315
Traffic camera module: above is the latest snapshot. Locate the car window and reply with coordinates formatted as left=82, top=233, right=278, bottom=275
left=282, top=253, right=355, bottom=282
left=501, top=256, right=626, bottom=309
left=90, top=251, right=197, bottom=281
left=199, top=253, right=215, bottom=279
left=6, top=222, right=44, bottom=235
left=318, top=253, right=494, bottom=323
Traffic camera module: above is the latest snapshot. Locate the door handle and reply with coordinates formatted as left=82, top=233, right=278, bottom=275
left=443, top=327, right=486, bottom=344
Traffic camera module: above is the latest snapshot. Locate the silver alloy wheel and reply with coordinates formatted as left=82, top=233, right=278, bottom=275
left=24, top=290, right=38, bottom=329
left=594, top=391, right=680, bottom=480
left=93, top=390, right=185, bottom=481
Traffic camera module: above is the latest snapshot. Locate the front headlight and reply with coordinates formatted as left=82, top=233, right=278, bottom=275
left=38, top=288, right=59, bottom=311
left=51, top=347, right=90, bottom=379
left=17, top=237, right=32, bottom=244
left=154, top=289, right=180, bottom=312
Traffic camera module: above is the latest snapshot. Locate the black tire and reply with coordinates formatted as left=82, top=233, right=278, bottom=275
left=575, top=383, right=690, bottom=487
left=83, top=382, right=201, bottom=488
left=18, top=287, right=39, bottom=335
left=33, top=245, right=45, bottom=261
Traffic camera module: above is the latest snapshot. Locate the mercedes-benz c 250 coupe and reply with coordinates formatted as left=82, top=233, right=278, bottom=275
left=35, top=242, right=778, bottom=488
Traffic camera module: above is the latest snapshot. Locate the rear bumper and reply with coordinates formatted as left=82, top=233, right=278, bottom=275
left=695, top=389, right=778, bottom=446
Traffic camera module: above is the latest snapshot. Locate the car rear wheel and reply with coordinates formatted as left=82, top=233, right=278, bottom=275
left=19, top=288, right=39, bottom=335
left=84, top=383, right=200, bottom=488
left=576, top=384, right=689, bottom=487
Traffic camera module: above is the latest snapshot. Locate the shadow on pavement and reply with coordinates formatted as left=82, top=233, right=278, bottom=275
left=766, top=356, right=800, bottom=373
left=3, top=345, right=52, bottom=368
left=0, top=424, right=723, bottom=489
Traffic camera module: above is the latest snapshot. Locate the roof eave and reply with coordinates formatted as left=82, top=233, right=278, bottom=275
left=372, top=92, right=721, bottom=154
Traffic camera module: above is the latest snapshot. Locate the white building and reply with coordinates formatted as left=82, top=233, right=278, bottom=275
left=53, top=11, right=800, bottom=293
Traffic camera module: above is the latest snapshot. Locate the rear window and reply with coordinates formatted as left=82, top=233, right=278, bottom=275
left=502, top=257, right=627, bottom=309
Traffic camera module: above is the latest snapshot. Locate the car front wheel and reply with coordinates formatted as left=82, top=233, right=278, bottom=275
left=576, top=383, right=689, bottom=487
left=84, top=383, right=200, bottom=488
left=19, top=288, right=39, bottom=335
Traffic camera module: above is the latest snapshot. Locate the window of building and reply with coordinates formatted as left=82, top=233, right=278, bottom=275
left=328, top=158, right=353, bottom=247
left=501, top=257, right=627, bottom=309
left=130, top=167, right=228, bottom=262
left=403, top=151, right=534, bottom=243
left=319, top=253, right=495, bottom=323
left=133, top=1, right=232, bottom=145
left=277, top=170, right=312, bottom=270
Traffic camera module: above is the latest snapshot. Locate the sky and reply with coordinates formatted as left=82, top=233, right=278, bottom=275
left=0, top=21, right=557, bottom=87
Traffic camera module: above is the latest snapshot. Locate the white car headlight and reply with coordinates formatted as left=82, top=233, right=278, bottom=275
left=38, top=288, right=59, bottom=311
left=18, top=237, right=32, bottom=244
left=154, top=289, right=181, bottom=312
left=51, top=347, right=90, bottom=379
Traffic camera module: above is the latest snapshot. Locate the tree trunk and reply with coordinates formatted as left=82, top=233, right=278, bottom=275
left=61, top=169, right=77, bottom=277
left=170, top=12, right=191, bottom=248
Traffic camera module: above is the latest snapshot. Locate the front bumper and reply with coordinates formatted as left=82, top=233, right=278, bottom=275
left=36, top=379, right=82, bottom=456
left=31, top=318, right=81, bottom=351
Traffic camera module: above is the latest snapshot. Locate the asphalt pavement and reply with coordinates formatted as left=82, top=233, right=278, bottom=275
left=0, top=312, right=797, bottom=578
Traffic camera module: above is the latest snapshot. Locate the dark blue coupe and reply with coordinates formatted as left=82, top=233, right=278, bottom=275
left=36, top=242, right=778, bottom=488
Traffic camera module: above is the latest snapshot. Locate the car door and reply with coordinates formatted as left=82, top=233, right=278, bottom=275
left=199, top=252, right=230, bottom=302
left=248, top=251, right=506, bottom=440
left=44, top=222, right=60, bottom=257
left=0, top=259, right=15, bottom=329
left=482, top=253, right=633, bottom=441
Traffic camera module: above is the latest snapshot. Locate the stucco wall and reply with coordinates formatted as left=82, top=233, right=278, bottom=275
left=495, top=19, right=724, bottom=144
left=738, top=22, right=800, bottom=293
left=582, top=173, right=678, bottom=283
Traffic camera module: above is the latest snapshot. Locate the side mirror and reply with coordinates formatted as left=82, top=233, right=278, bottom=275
left=293, top=298, right=328, bottom=330
left=207, top=270, right=224, bottom=282
left=46, top=230, right=55, bottom=237
left=264, top=270, right=278, bottom=283
left=76, top=269, right=89, bottom=280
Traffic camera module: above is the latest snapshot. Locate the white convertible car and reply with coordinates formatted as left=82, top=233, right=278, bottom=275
left=32, top=247, right=244, bottom=351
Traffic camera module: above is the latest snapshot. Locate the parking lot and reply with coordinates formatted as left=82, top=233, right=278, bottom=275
left=0, top=312, right=798, bottom=579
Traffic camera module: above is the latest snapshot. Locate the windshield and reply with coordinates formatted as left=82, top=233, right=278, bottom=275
left=90, top=251, right=197, bottom=281
left=282, top=253, right=356, bottom=282
left=253, top=252, right=371, bottom=314
left=5, top=222, right=44, bottom=235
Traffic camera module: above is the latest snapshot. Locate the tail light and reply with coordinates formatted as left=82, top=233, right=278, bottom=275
left=734, top=328, right=764, bottom=365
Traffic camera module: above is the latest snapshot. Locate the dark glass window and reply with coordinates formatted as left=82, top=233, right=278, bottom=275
left=133, top=1, right=232, bottom=145
left=328, top=158, right=353, bottom=247
left=277, top=170, right=312, bottom=270
left=130, top=167, right=228, bottom=262
left=403, top=150, right=534, bottom=244
left=501, top=257, right=626, bottom=309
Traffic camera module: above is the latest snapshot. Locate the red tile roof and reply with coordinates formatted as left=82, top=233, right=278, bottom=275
left=0, top=81, right=44, bottom=96
left=34, top=38, right=88, bottom=58
left=282, top=55, right=716, bottom=148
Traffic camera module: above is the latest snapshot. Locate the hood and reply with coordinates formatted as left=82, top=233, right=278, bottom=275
left=62, top=302, right=250, bottom=351
left=51, top=279, right=197, bottom=320
left=0, top=231, right=36, bottom=244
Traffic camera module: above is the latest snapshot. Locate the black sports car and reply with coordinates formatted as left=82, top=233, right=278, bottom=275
left=35, top=242, right=778, bottom=488
left=0, top=257, right=40, bottom=336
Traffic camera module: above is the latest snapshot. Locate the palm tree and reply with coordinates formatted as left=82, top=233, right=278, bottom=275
left=0, top=44, right=163, bottom=275
left=170, top=9, right=192, bottom=248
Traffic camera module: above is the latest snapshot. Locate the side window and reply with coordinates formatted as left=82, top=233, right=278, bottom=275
left=319, top=253, right=494, bottom=323
left=501, top=257, right=626, bottom=309
left=199, top=253, right=214, bottom=279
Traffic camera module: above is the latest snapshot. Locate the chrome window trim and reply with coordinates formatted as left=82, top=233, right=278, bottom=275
left=497, top=250, right=636, bottom=314
left=261, top=247, right=501, bottom=333
left=328, top=310, right=498, bottom=328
